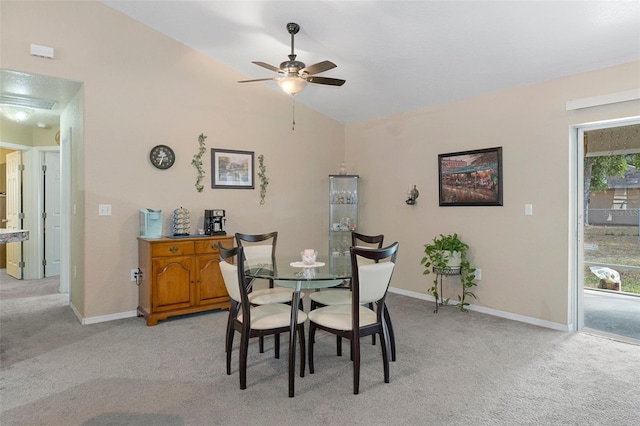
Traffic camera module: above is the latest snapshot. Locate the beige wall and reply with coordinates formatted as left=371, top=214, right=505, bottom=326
left=1, top=1, right=638, bottom=327
left=347, top=61, right=640, bottom=325
left=0, top=118, right=33, bottom=145
left=2, top=1, right=344, bottom=319
left=0, top=118, right=59, bottom=147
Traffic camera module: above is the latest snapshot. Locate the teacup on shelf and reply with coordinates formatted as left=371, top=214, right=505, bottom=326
left=301, top=249, right=317, bottom=265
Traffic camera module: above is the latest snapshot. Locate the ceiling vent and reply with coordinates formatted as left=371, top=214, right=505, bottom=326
left=0, top=94, right=56, bottom=110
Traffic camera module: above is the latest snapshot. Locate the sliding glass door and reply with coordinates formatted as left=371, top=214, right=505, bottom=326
left=579, top=121, right=640, bottom=342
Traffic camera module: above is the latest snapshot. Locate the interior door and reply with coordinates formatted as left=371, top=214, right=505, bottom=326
left=6, top=150, right=23, bottom=279
left=44, top=151, right=61, bottom=277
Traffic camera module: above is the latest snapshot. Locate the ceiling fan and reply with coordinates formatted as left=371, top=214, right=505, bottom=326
left=238, top=22, right=346, bottom=95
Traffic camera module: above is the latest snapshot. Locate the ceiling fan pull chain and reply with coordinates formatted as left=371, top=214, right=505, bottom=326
left=292, top=97, right=296, bottom=131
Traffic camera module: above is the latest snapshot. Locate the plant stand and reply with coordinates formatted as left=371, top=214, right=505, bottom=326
left=432, top=266, right=461, bottom=313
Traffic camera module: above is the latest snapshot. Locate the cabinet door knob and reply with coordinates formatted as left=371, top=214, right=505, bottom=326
left=169, top=246, right=178, bottom=253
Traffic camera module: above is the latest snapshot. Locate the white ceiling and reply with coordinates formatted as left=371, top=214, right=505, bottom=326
left=100, top=0, right=640, bottom=124
left=2, top=1, right=639, bottom=128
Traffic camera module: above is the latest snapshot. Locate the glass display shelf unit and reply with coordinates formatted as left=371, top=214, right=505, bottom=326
left=329, top=174, right=359, bottom=258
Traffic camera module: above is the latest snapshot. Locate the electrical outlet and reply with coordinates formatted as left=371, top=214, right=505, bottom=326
left=130, top=269, right=138, bottom=282
left=98, top=204, right=112, bottom=216
left=474, top=268, right=482, bottom=280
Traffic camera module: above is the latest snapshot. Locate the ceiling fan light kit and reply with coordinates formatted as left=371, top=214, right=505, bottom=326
left=278, top=76, right=307, bottom=95
left=238, top=22, right=345, bottom=96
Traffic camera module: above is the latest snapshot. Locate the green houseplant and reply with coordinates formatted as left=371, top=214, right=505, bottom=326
left=420, top=233, right=477, bottom=311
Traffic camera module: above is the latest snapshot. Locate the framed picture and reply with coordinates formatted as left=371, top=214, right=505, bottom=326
left=438, top=147, right=503, bottom=206
left=211, top=148, right=255, bottom=189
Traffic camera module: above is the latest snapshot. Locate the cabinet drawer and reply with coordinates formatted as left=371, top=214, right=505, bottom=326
left=151, top=242, right=194, bottom=257
left=196, top=240, right=222, bottom=254
left=196, top=237, right=234, bottom=254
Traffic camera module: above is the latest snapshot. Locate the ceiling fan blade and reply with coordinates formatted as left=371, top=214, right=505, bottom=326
left=306, top=76, right=346, bottom=86
left=300, top=60, right=336, bottom=76
left=252, top=61, right=282, bottom=73
left=238, top=77, right=277, bottom=83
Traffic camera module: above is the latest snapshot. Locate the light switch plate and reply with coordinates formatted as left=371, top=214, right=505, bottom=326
left=525, top=204, right=533, bottom=216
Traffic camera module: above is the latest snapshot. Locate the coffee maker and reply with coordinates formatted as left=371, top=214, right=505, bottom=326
left=204, top=209, right=226, bottom=235
left=139, top=208, right=163, bottom=238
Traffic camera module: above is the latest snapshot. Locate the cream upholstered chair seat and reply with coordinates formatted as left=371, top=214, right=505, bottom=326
left=308, top=288, right=350, bottom=306
left=248, top=286, right=304, bottom=305
left=238, top=303, right=307, bottom=329
left=308, top=304, right=376, bottom=330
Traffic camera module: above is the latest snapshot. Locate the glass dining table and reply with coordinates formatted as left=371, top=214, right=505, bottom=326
left=244, top=255, right=352, bottom=397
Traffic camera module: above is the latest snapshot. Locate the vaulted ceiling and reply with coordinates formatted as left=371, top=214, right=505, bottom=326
left=101, top=0, right=640, bottom=124
left=2, top=1, right=639, bottom=128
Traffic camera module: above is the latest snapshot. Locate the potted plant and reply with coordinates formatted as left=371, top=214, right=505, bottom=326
left=420, top=233, right=477, bottom=311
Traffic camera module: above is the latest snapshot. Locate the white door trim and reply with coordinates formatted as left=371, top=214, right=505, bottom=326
left=570, top=115, right=640, bottom=332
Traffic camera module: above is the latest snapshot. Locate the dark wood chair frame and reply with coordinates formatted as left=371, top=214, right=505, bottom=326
left=311, top=231, right=397, bottom=362
left=219, top=243, right=306, bottom=393
left=352, top=233, right=397, bottom=362
left=308, top=242, right=399, bottom=394
left=235, top=231, right=280, bottom=355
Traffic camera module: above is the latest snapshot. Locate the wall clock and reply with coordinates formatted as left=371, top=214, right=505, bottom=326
left=149, top=145, right=175, bottom=169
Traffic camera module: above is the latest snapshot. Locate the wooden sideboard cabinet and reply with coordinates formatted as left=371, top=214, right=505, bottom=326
left=137, top=235, right=234, bottom=326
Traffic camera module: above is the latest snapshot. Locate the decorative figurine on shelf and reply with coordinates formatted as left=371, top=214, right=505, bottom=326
left=339, top=161, right=347, bottom=175
left=406, top=185, right=419, bottom=205
left=173, top=207, right=190, bottom=236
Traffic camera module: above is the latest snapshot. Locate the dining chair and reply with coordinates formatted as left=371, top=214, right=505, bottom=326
left=235, top=231, right=304, bottom=355
left=309, top=232, right=383, bottom=310
left=218, top=243, right=307, bottom=391
left=309, top=232, right=397, bottom=362
left=308, top=242, right=399, bottom=394
left=352, top=233, right=397, bottom=361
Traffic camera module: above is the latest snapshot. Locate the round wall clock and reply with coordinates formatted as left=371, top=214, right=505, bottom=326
left=149, top=145, right=175, bottom=169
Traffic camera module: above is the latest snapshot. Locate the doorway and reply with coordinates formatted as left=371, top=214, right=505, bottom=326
left=0, top=69, right=81, bottom=296
left=1, top=144, right=61, bottom=280
left=576, top=119, right=640, bottom=342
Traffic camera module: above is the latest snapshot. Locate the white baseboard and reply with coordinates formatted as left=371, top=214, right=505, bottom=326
left=81, top=310, right=138, bottom=325
left=69, top=301, right=82, bottom=322
left=388, top=286, right=570, bottom=332
left=71, top=286, right=569, bottom=331
left=69, top=301, right=138, bottom=325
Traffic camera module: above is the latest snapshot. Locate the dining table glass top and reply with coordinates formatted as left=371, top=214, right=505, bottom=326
left=244, top=255, right=352, bottom=289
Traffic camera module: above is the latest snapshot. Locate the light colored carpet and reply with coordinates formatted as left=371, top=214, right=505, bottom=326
left=1, top=271, right=639, bottom=425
